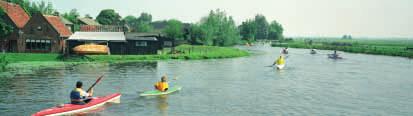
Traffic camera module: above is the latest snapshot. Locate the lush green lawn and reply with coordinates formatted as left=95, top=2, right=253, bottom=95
left=272, top=38, right=413, bottom=58
left=88, top=45, right=249, bottom=61
left=1, top=45, right=249, bottom=63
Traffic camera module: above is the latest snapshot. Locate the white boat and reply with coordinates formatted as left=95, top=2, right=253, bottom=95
left=276, top=64, right=285, bottom=70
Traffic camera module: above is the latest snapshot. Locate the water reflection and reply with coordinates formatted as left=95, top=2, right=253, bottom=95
left=1, top=47, right=413, bottom=115
left=157, top=95, right=169, bottom=116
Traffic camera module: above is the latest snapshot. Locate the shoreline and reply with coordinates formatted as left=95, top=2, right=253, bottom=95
left=271, top=39, right=413, bottom=58
left=1, top=45, right=249, bottom=74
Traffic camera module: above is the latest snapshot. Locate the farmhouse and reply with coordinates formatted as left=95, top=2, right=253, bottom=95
left=0, top=1, right=30, bottom=52
left=22, top=13, right=72, bottom=53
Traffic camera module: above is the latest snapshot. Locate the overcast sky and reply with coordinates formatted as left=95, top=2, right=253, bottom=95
left=33, top=0, right=413, bottom=38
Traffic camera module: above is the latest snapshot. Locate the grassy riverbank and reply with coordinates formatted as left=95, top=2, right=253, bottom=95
left=83, top=45, right=249, bottom=61
left=272, top=38, right=413, bottom=58
left=1, top=45, right=249, bottom=70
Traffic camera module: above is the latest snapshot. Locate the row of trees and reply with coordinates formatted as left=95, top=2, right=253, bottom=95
left=6, top=0, right=56, bottom=16
left=1, top=0, right=284, bottom=47
left=239, top=14, right=284, bottom=41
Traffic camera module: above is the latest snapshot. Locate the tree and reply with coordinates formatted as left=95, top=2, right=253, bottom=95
left=254, top=14, right=269, bottom=39
left=62, top=9, right=80, bottom=24
left=195, top=9, right=241, bottom=46
left=6, top=0, right=56, bottom=16
left=135, top=22, right=153, bottom=32
left=96, top=9, right=121, bottom=25
left=0, top=9, right=14, bottom=53
left=163, top=19, right=184, bottom=40
left=35, top=1, right=55, bottom=15
left=239, top=19, right=257, bottom=42
left=122, top=13, right=153, bottom=32
left=268, top=20, right=283, bottom=40
left=84, top=14, right=93, bottom=19
left=137, top=12, right=152, bottom=23
left=188, top=24, right=206, bottom=45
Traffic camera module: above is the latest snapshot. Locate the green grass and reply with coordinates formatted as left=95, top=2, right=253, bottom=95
left=272, top=38, right=413, bottom=58
left=2, top=45, right=249, bottom=62
left=4, top=53, right=60, bottom=62
left=87, top=45, right=249, bottom=61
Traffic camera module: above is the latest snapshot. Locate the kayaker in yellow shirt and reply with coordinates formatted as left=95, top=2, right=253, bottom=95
left=273, top=56, right=285, bottom=66
left=154, top=75, right=169, bottom=92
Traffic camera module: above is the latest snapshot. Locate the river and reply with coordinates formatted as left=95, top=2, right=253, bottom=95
left=0, top=46, right=412, bottom=116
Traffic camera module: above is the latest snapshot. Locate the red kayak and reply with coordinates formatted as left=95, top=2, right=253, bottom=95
left=32, top=93, right=121, bottom=116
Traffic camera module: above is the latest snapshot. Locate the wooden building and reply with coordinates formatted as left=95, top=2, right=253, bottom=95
left=125, top=33, right=162, bottom=55
left=22, top=13, right=72, bottom=53
left=67, top=32, right=126, bottom=55
left=0, top=1, right=30, bottom=52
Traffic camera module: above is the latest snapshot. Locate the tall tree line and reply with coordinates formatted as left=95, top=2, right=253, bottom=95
left=123, top=12, right=154, bottom=32
left=2, top=0, right=285, bottom=47
left=6, top=0, right=56, bottom=16
left=239, top=14, right=284, bottom=41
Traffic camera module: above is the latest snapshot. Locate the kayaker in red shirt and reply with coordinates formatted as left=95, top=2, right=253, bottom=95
left=70, top=81, right=94, bottom=105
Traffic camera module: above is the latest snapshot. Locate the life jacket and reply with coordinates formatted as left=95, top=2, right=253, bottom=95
left=70, top=88, right=86, bottom=100
left=276, top=57, right=285, bottom=65
left=155, top=82, right=169, bottom=91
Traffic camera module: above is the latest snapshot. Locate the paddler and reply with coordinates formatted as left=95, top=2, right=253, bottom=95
left=333, top=50, right=339, bottom=57
left=281, top=47, right=289, bottom=54
left=273, top=56, right=285, bottom=66
left=154, top=75, right=169, bottom=92
left=70, top=81, right=93, bottom=105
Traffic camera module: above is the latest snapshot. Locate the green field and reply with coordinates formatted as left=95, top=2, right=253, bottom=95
left=0, top=45, right=249, bottom=70
left=88, top=45, right=249, bottom=61
left=272, top=38, right=413, bottom=58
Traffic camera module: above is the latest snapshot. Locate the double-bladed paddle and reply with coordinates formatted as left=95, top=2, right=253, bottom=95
left=87, top=75, right=104, bottom=93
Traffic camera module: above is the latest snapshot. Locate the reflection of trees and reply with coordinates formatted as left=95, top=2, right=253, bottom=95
left=110, top=62, right=158, bottom=72
left=0, top=67, right=67, bottom=114
left=157, top=95, right=168, bottom=116
left=72, top=63, right=110, bottom=74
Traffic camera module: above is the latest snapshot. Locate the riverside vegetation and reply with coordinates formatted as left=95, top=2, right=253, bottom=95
left=1, top=45, right=249, bottom=70
left=272, top=38, right=413, bottom=58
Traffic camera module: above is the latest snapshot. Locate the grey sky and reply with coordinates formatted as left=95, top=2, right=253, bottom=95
left=34, top=0, right=413, bottom=38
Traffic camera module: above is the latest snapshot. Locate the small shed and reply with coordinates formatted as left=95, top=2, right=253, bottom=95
left=125, top=33, right=161, bottom=55
left=67, top=32, right=126, bottom=54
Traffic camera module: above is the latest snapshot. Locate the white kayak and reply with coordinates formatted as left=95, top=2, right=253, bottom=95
left=276, top=64, right=285, bottom=70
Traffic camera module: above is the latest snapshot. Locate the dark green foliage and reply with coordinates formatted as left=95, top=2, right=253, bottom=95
left=268, top=20, right=283, bottom=40
left=239, top=14, right=284, bottom=41
left=163, top=19, right=184, bottom=40
left=96, top=9, right=121, bottom=25
left=190, top=9, right=241, bottom=46
left=0, top=8, right=14, bottom=38
left=0, top=55, right=8, bottom=72
left=123, top=13, right=154, bottom=32
left=253, top=14, right=269, bottom=39
left=239, top=19, right=256, bottom=42
left=62, top=9, right=79, bottom=24
left=6, top=0, right=55, bottom=16
left=272, top=38, right=413, bottom=58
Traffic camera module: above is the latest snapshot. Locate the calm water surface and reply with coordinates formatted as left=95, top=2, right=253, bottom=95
left=0, top=46, right=412, bottom=116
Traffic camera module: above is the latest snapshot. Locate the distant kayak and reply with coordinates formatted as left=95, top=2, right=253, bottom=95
left=32, top=93, right=121, bottom=116
left=310, top=49, right=317, bottom=54
left=140, top=86, right=182, bottom=96
left=328, top=54, right=343, bottom=59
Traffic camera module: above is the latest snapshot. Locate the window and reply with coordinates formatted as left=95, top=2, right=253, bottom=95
left=25, top=39, right=51, bottom=51
left=164, top=41, right=172, bottom=47
left=136, top=41, right=147, bottom=47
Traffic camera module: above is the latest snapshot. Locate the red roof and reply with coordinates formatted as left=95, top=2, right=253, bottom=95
left=44, top=15, right=72, bottom=37
left=0, top=1, right=30, bottom=28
